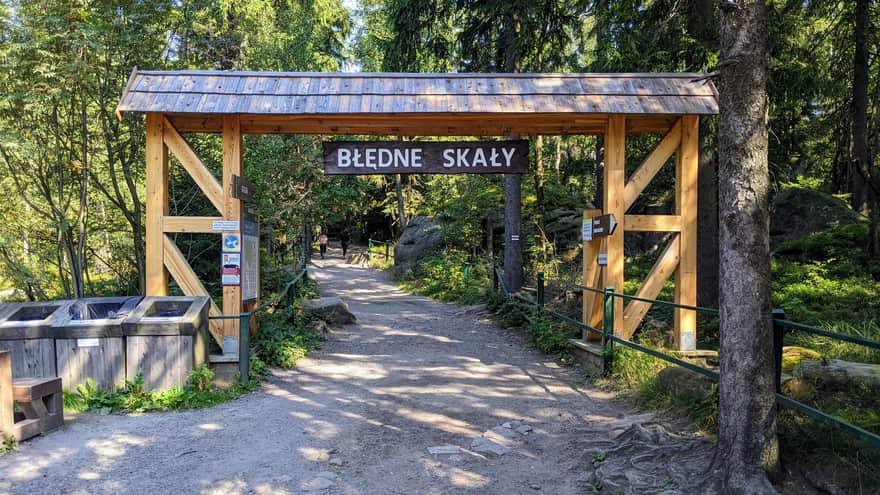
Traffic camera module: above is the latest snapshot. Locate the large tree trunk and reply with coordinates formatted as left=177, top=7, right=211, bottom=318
left=716, top=1, right=778, bottom=493
left=395, top=173, right=407, bottom=235
left=502, top=12, right=523, bottom=292
left=850, top=0, right=871, bottom=215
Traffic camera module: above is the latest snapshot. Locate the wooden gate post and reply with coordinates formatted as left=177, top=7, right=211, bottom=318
left=222, top=116, right=243, bottom=342
left=674, top=115, right=699, bottom=350
left=603, top=115, right=626, bottom=335
left=145, top=113, right=169, bottom=296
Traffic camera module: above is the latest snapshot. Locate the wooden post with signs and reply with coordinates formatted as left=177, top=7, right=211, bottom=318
left=582, top=209, right=603, bottom=341
left=222, top=116, right=243, bottom=344
left=604, top=115, right=626, bottom=337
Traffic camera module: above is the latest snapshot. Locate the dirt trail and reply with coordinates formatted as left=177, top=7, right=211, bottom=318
left=0, top=248, right=715, bottom=494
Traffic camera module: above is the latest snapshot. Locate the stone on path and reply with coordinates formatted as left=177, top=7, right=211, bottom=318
left=470, top=437, right=510, bottom=456
left=516, top=425, right=533, bottom=435
left=302, top=297, right=356, bottom=325
left=302, top=471, right=338, bottom=491
left=427, top=445, right=461, bottom=456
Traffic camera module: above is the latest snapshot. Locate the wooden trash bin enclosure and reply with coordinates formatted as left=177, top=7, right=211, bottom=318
left=123, top=296, right=210, bottom=391
left=0, top=301, right=71, bottom=379
left=52, top=296, right=142, bottom=392
left=0, top=350, right=64, bottom=442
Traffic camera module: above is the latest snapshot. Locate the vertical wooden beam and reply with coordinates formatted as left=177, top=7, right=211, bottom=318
left=222, top=116, right=243, bottom=344
left=0, top=351, right=13, bottom=438
left=675, top=115, right=699, bottom=350
left=604, top=115, right=626, bottom=336
left=145, top=113, right=169, bottom=296
left=582, top=209, right=603, bottom=341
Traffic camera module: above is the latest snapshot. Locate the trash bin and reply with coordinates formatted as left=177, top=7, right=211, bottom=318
left=0, top=301, right=71, bottom=379
left=52, top=296, right=142, bottom=392
left=123, top=296, right=210, bottom=391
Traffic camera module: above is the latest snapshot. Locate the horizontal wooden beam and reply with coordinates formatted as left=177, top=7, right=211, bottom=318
left=625, top=215, right=682, bottom=232
left=623, top=119, right=681, bottom=210
left=162, top=216, right=225, bottom=234
left=165, top=114, right=678, bottom=137
left=163, top=117, right=225, bottom=213
left=163, top=235, right=224, bottom=344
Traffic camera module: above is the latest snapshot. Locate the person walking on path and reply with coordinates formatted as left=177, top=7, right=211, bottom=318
left=318, top=232, right=329, bottom=259
left=340, top=230, right=351, bottom=257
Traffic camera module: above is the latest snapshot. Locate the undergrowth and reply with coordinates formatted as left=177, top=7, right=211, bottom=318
left=252, top=305, right=324, bottom=368
left=395, top=251, right=489, bottom=305
left=63, top=365, right=258, bottom=415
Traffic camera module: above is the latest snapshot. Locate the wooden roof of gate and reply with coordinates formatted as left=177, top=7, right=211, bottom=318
left=116, top=70, right=718, bottom=136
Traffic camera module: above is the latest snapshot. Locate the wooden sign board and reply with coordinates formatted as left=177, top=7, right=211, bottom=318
left=232, top=175, right=254, bottom=202
left=591, top=213, right=618, bottom=237
left=323, top=141, right=530, bottom=175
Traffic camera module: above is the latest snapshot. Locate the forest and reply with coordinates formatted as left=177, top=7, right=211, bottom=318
left=0, top=0, right=878, bottom=491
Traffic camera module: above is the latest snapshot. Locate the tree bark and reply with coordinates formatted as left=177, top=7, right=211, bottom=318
left=850, top=0, right=871, bottom=215
left=716, top=1, right=779, bottom=493
left=502, top=11, right=523, bottom=292
left=395, top=173, right=407, bottom=235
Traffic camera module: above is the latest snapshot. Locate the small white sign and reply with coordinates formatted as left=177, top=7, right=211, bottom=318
left=212, top=220, right=240, bottom=232
left=582, top=221, right=593, bottom=241
left=511, top=235, right=520, bottom=241
left=77, top=338, right=100, bottom=348
left=598, top=253, right=608, bottom=266
left=222, top=336, right=238, bottom=357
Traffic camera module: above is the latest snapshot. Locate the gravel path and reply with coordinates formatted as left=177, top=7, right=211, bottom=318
left=0, top=249, right=714, bottom=494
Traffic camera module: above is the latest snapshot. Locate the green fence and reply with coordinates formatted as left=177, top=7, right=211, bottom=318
left=367, top=239, right=393, bottom=262
left=490, top=266, right=880, bottom=449
left=208, top=266, right=309, bottom=383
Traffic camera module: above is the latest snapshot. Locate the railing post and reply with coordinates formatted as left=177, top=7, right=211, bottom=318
left=287, top=283, right=295, bottom=308
left=772, top=308, right=786, bottom=394
left=493, top=267, right=499, bottom=292
left=464, top=263, right=471, bottom=287
left=537, top=272, right=544, bottom=310
left=368, top=239, right=372, bottom=260
left=602, top=287, right=615, bottom=376
left=239, top=313, right=250, bottom=384
left=385, top=242, right=389, bottom=261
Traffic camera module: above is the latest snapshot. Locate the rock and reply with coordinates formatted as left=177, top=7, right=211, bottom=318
left=516, top=425, right=533, bottom=435
left=654, top=366, right=715, bottom=402
left=328, top=457, right=344, bottom=466
left=770, top=187, right=864, bottom=246
left=529, top=483, right=542, bottom=490
left=394, top=216, right=445, bottom=272
left=781, top=377, right=817, bottom=401
left=301, top=297, right=356, bottom=325
left=307, top=320, right=332, bottom=339
left=793, top=359, right=880, bottom=390
left=302, top=471, right=338, bottom=491
left=470, top=437, right=510, bottom=456
left=427, top=445, right=460, bottom=455
left=448, top=454, right=463, bottom=462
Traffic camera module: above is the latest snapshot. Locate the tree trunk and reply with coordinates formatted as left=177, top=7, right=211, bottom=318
left=395, top=173, right=407, bottom=235
left=502, top=11, right=523, bottom=292
left=716, top=1, right=778, bottom=493
left=850, top=0, right=871, bottom=215
left=593, top=138, right=604, bottom=210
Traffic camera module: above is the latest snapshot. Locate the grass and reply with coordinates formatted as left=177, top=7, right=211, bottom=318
left=62, top=365, right=258, bottom=415
left=252, top=304, right=324, bottom=368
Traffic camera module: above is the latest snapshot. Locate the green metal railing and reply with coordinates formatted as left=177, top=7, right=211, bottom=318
left=489, top=266, right=880, bottom=449
left=367, top=239, right=393, bottom=262
left=208, top=265, right=309, bottom=383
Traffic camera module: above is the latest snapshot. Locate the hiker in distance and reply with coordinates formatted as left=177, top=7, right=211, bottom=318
left=340, top=229, right=351, bottom=257
left=318, top=231, right=329, bottom=259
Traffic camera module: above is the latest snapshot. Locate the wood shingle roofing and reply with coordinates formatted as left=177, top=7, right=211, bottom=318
left=116, top=70, right=719, bottom=118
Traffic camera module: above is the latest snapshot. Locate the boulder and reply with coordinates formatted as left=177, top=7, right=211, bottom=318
left=394, top=216, right=444, bottom=272
left=770, top=187, right=864, bottom=246
left=301, top=297, right=356, bottom=325
left=793, top=359, right=880, bottom=390
left=654, top=366, right=715, bottom=402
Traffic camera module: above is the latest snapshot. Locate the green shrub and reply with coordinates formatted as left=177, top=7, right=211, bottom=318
left=526, top=311, right=577, bottom=355
left=397, top=251, right=490, bottom=305
left=63, top=365, right=257, bottom=414
left=252, top=306, right=323, bottom=368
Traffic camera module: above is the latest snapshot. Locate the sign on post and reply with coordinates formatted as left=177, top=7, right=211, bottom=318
left=583, top=213, right=618, bottom=241
left=232, top=175, right=254, bottom=202
left=323, top=141, right=530, bottom=175
left=221, top=253, right=241, bottom=286
left=241, top=211, right=259, bottom=304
